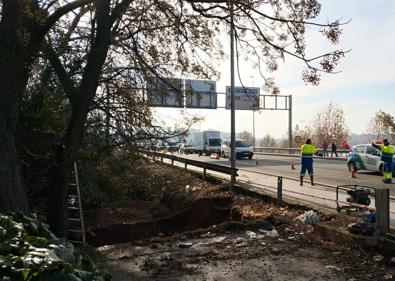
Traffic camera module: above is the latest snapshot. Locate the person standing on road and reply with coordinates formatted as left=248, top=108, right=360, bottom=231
left=331, top=141, right=338, bottom=157
left=300, top=138, right=316, bottom=186
left=372, top=139, right=394, bottom=184
left=322, top=140, right=329, bottom=157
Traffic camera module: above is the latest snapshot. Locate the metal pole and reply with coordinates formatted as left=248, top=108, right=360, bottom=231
left=277, top=176, right=283, bottom=206
left=376, top=188, right=390, bottom=234
left=288, top=95, right=293, bottom=151
left=253, top=110, right=255, bottom=150
left=230, top=0, right=236, bottom=191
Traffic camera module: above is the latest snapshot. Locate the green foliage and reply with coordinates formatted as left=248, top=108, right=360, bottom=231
left=0, top=213, right=111, bottom=281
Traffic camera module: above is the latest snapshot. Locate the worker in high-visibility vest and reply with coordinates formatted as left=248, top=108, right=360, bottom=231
left=300, top=138, right=317, bottom=186
left=372, top=139, right=394, bottom=184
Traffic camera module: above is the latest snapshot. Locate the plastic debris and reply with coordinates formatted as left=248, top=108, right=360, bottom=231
left=259, top=228, right=279, bottom=238
left=295, top=210, right=320, bottom=224
left=373, top=255, right=384, bottom=262
left=178, top=242, right=194, bottom=248
left=201, top=232, right=216, bottom=238
left=245, top=231, right=257, bottom=239
left=212, top=236, right=226, bottom=243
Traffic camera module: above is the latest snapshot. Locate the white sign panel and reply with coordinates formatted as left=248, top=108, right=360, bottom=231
left=185, top=79, right=217, bottom=109
left=146, top=78, right=183, bottom=108
left=225, top=86, right=260, bottom=110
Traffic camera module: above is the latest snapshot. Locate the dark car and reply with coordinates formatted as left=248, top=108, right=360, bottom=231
left=179, top=144, right=195, bottom=154
left=165, top=142, right=179, bottom=153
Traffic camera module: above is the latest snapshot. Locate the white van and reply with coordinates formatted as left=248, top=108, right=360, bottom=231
left=221, top=139, right=254, bottom=159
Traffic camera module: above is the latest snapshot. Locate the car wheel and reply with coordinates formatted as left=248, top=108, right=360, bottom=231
left=348, top=162, right=356, bottom=172
left=221, top=151, right=226, bottom=158
left=379, top=164, right=384, bottom=176
left=248, top=156, right=252, bottom=160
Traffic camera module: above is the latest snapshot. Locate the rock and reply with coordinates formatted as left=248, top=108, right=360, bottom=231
left=235, top=241, right=249, bottom=247
left=271, top=247, right=280, bottom=254
left=212, top=236, right=226, bottom=243
left=384, top=274, right=393, bottom=280
left=288, top=236, right=297, bottom=241
left=233, top=237, right=249, bottom=247
left=390, top=257, right=395, bottom=265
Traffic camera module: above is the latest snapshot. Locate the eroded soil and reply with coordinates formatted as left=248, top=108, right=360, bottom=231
left=87, top=161, right=395, bottom=280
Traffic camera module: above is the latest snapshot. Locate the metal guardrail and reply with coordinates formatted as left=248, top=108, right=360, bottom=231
left=143, top=150, right=238, bottom=178
left=143, top=150, right=392, bottom=231
left=254, top=147, right=350, bottom=158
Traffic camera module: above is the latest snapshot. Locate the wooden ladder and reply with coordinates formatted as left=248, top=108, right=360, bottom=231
left=68, top=162, right=86, bottom=245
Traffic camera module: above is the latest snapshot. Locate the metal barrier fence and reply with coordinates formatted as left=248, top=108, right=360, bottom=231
left=254, top=147, right=350, bottom=158
left=142, top=150, right=238, bottom=179
left=144, top=150, right=391, bottom=232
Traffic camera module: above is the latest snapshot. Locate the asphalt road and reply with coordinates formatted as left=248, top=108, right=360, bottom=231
left=184, top=153, right=392, bottom=191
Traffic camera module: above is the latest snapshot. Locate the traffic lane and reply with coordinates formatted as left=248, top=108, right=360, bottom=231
left=186, top=153, right=391, bottom=191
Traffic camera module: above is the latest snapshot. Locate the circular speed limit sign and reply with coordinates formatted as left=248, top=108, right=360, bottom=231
left=294, top=135, right=302, bottom=143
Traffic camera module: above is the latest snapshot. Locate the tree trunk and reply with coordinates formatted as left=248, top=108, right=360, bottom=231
left=47, top=0, right=113, bottom=237
left=0, top=1, right=33, bottom=214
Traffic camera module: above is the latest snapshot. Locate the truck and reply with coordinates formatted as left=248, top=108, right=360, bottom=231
left=189, top=130, right=222, bottom=155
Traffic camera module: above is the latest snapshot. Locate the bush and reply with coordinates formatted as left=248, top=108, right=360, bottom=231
left=0, top=213, right=111, bottom=281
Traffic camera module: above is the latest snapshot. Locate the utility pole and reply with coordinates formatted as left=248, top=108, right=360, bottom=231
left=230, top=0, right=236, bottom=191
left=288, top=95, right=293, bottom=151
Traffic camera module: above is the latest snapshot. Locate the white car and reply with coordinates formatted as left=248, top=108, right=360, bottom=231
left=347, top=144, right=395, bottom=174
left=221, top=139, right=254, bottom=159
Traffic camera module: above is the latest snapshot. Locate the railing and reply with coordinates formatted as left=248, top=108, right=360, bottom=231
left=143, top=150, right=392, bottom=230
left=142, top=150, right=238, bottom=179
left=254, top=147, right=350, bottom=158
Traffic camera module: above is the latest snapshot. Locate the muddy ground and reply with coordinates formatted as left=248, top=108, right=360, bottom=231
left=86, top=161, right=395, bottom=280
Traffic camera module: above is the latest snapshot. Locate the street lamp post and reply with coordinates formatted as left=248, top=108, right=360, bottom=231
left=229, top=0, right=236, bottom=191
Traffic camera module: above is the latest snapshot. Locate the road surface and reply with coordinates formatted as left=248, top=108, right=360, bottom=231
left=185, top=153, right=391, bottom=191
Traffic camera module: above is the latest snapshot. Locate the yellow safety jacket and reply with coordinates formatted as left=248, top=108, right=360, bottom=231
left=380, top=144, right=394, bottom=161
left=301, top=144, right=316, bottom=158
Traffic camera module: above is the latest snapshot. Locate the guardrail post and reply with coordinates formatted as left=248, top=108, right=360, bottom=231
left=376, top=188, right=390, bottom=234
left=161, top=156, right=163, bottom=163
left=184, top=162, right=187, bottom=170
left=171, top=158, right=174, bottom=166
left=277, top=176, right=283, bottom=206
left=203, top=164, right=207, bottom=180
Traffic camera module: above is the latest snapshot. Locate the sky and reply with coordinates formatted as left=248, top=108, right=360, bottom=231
left=153, top=0, right=395, bottom=139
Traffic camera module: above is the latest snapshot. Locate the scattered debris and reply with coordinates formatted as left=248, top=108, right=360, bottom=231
left=373, top=255, right=384, bottom=262
left=259, top=228, right=279, bottom=238
left=348, top=220, right=375, bottom=236
left=201, top=232, right=216, bottom=238
left=245, top=230, right=257, bottom=239
left=178, top=242, right=194, bottom=248
left=233, top=237, right=249, bottom=247
left=295, top=210, right=320, bottom=224
left=325, top=265, right=341, bottom=272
